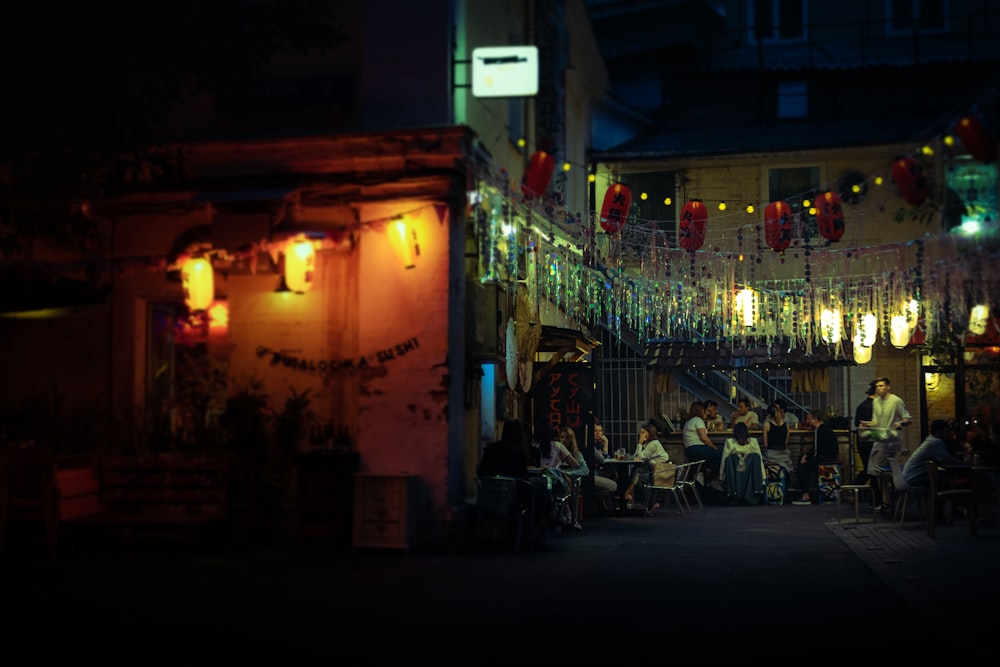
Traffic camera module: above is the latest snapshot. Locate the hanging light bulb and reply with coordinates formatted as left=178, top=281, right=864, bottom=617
left=181, top=256, right=214, bottom=311
left=970, top=304, right=990, bottom=335
left=890, top=314, right=911, bottom=348
left=390, top=216, right=419, bottom=269
left=284, top=235, right=316, bottom=293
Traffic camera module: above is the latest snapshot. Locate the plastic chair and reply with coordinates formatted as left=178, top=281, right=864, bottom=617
left=475, top=475, right=534, bottom=552
left=888, top=457, right=925, bottom=525
left=925, top=462, right=976, bottom=539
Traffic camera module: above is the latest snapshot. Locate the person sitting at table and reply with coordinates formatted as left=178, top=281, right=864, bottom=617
left=775, top=398, right=799, bottom=429
left=684, top=401, right=724, bottom=492
left=762, top=400, right=794, bottom=480
left=531, top=421, right=577, bottom=521
left=902, top=419, right=966, bottom=489
left=797, top=409, right=840, bottom=504
left=720, top=422, right=765, bottom=504
left=729, top=398, right=760, bottom=429
left=558, top=425, right=588, bottom=529
left=480, top=419, right=550, bottom=543
left=623, top=422, right=669, bottom=507
left=592, top=420, right=618, bottom=502
left=703, top=400, right=725, bottom=432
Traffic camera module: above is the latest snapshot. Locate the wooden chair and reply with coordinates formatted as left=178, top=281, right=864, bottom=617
left=926, top=461, right=976, bottom=539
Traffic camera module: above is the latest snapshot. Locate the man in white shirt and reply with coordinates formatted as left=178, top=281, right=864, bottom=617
left=858, top=376, right=912, bottom=510
left=729, top=398, right=760, bottom=429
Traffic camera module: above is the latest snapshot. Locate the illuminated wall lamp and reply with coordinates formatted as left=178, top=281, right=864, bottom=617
left=181, top=256, right=214, bottom=311
left=284, top=236, right=316, bottom=294
left=391, top=217, right=420, bottom=269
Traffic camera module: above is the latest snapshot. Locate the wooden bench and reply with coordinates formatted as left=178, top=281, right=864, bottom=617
left=63, top=455, right=230, bottom=549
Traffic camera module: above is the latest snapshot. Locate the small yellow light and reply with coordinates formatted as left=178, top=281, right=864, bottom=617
left=640, top=192, right=648, bottom=200
left=588, top=173, right=596, bottom=182
left=808, top=207, right=817, bottom=215
left=718, top=201, right=726, bottom=211
left=562, top=162, right=571, bottom=172
left=944, top=135, right=955, bottom=147
left=517, top=138, right=526, bottom=148
left=874, top=175, right=884, bottom=186
left=746, top=204, right=754, bottom=214
left=663, top=197, right=672, bottom=206
left=851, top=184, right=861, bottom=194
left=921, top=145, right=934, bottom=156
left=738, top=253, right=744, bottom=262
left=802, top=199, right=811, bottom=208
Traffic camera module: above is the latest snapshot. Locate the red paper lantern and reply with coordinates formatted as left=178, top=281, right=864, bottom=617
left=891, top=156, right=928, bottom=206
left=955, top=114, right=998, bottom=163
left=764, top=201, right=793, bottom=252
left=522, top=150, right=555, bottom=198
left=599, top=183, right=632, bottom=233
left=814, top=191, right=845, bottom=242
left=679, top=200, right=707, bottom=252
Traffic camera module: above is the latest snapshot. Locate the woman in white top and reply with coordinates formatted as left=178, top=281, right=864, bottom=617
left=683, top=401, right=723, bottom=490
left=531, top=422, right=577, bottom=508
left=624, top=423, right=669, bottom=504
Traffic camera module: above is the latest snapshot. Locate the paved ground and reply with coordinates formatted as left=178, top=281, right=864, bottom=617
left=2, top=496, right=998, bottom=665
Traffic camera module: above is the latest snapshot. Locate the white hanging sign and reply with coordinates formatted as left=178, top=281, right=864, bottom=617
left=472, top=46, right=538, bottom=98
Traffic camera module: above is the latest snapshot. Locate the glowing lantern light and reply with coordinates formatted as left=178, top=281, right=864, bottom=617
left=853, top=339, right=873, bottom=364
left=969, top=304, right=990, bottom=335
left=181, top=257, right=214, bottom=311
left=954, top=114, right=998, bottom=163
left=815, top=192, right=845, bottom=242
left=522, top=150, right=555, bottom=198
left=890, top=156, right=929, bottom=206
left=890, top=314, right=911, bottom=348
left=820, top=307, right=842, bottom=343
left=734, top=288, right=757, bottom=327
left=679, top=200, right=707, bottom=252
left=284, top=236, right=316, bottom=292
left=764, top=200, right=793, bottom=252
left=599, top=183, right=632, bottom=233
left=856, top=312, right=877, bottom=347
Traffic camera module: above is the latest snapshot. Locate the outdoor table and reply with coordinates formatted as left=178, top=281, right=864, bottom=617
left=598, top=457, right=648, bottom=514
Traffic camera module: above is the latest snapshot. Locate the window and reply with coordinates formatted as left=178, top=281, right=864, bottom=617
left=777, top=81, right=808, bottom=119
left=888, top=0, right=947, bottom=33
left=750, top=0, right=806, bottom=43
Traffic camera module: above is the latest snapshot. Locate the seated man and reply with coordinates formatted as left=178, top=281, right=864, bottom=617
left=797, top=409, right=840, bottom=504
left=902, top=419, right=965, bottom=489
left=729, top=398, right=760, bottom=429
left=703, top=400, right=725, bottom=432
